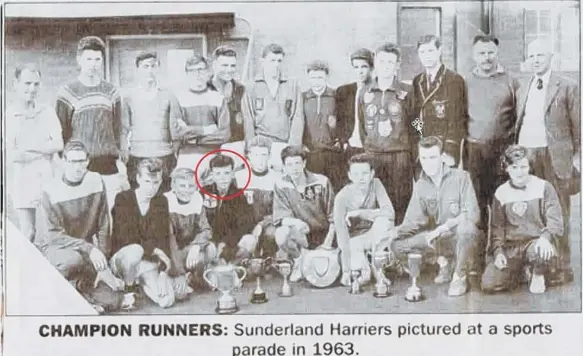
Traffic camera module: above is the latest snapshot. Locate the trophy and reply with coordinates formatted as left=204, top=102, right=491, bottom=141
left=203, top=263, right=247, bottom=314
left=271, top=258, right=294, bottom=297
left=403, top=253, right=425, bottom=302
left=366, top=250, right=392, bottom=298
left=349, top=269, right=363, bottom=294
left=244, top=257, right=273, bottom=304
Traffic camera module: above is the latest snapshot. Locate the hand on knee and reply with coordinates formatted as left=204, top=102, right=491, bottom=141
left=455, top=221, right=479, bottom=239
left=274, top=226, right=291, bottom=248
left=237, top=234, right=257, bottom=254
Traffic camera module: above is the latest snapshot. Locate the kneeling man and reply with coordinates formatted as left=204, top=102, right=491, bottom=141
left=110, top=158, right=188, bottom=308
left=334, top=153, right=395, bottom=286
left=38, top=141, right=124, bottom=313
left=481, top=145, right=562, bottom=294
left=273, top=145, right=335, bottom=282
left=380, top=136, right=481, bottom=296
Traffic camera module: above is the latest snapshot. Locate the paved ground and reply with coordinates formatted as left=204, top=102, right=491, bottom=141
left=6, top=194, right=582, bottom=315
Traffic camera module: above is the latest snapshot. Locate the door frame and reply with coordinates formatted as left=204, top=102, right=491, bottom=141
left=105, top=33, right=208, bottom=84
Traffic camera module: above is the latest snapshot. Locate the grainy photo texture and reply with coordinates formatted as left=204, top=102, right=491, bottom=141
left=2, top=0, right=581, bottom=316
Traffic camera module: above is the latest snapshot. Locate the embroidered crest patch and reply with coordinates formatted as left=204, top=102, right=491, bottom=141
left=244, top=190, right=254, bottom=204
left=511, top=201, right=528, bottom=217
left=378, top=119, right=393, bottom=137
left=449, top=202, right=460, bottom=216
left=255, top=98, right=265, bottom=111
left=363, top=92, right=374, bottom=104
left=203, top=196, right=218, bottom=209
left=432, top=99, right=447, bottom=119
left=366, top=104, right=378, bottom=117
left=424, top=197, right=439, bottom=216
left=388, top=102, right=401, bottom=115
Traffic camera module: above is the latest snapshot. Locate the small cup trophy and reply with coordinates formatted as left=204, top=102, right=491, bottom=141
left=245, top=257, right=273, bottom=304
left=349, top=269, right=363, bottom=294
left=366, top=250, right=392, bottom=298
left=271, top=258, right=294, bottom=297
left=203, top=264, right=247, bottom=314
left=404, top=253, right=425, bottom=302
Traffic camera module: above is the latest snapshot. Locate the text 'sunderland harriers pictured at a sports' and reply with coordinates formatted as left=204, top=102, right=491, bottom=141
left=2, top=0, right=581, bottom=322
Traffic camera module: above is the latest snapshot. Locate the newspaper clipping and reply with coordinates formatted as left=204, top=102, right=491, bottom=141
left=2, top=0, right=582, bottom=355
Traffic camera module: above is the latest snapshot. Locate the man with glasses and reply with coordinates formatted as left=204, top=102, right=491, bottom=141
left=37, top=141, right=125, bottom=313
left=175, top=55, right=230, bottom=182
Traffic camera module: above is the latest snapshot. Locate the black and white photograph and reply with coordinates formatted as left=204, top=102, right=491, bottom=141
left=2, top=0, right=581, bottom=318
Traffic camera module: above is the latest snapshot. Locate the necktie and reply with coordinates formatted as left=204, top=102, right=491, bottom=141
left=536, top=78, right=543, bottom=90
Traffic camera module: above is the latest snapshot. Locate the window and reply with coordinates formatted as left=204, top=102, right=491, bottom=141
left=398, top=7, right=442, bottom=82
left=523, top=3, right=579, bottom=71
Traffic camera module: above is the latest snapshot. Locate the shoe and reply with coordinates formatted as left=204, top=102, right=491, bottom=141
left=434, top=262, right=452, bottom=284
left=521, top=265, right=532, bottom=285
left=447, top=274, right=468, bottom=297
left=548, top=268, right=574, bottom=286
left=529, top=272, right=546, bottom=294
left=289, top=259, right=303, bottom=282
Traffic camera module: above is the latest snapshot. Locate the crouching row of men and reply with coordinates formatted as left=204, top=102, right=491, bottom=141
left=36, top=135, right=563, bottom=313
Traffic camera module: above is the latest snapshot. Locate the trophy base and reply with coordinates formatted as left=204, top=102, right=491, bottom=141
left=349, top=289, right=363, bottom=295
left=215, top=303, right=240, bottom=315
left=404, top=294, right=426, bottom=302
left=250, top=292, right=268, bottom=304
left=278, top=291, right=293, bottom=298
left=373, top=291, right=391, bottom=298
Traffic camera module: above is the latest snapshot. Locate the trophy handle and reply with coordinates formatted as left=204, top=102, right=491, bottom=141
left=263, top=256, right=273, bottom=267
left=202, top=269, right=217, bottom=290
left=235, top=266, right=247, bottom=289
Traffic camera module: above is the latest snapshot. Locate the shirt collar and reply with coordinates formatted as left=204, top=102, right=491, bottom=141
left=11, top=102, right=45, bottom=117
left=304, top=86, right=334, bottom=99
left=255, top=72, right=288, bottom=83
left=426, top=64, right=444, bottom=81
left=210, top=76, right=234, bottom=90
left=535, top=70, right=552, bottom=85
left=471, top=64, right=506, bottom=78
left=419, top=163, right=453, bottom=184
left=207, top=181, right=239, bottom=197
left=368, top=77, right=400, bottom=92
left=281, top=170, right=319, bottom=185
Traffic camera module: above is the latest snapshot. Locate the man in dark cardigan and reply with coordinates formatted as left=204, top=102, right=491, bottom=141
left=410, top=35, right=469, bottom=168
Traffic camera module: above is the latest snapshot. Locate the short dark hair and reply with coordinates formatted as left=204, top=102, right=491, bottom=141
left=77, top=36, right=105, bottom=56
left=375, top=43, right=401, bottom=61
left=185, top=55, right=209, bottom=71
left=473, top=34, right=499, bottom=46
left=418, top=136, right=444, bottom=152
left=135, top=52, right=158, bottom=67
left=213, top=45, right=237, bottom=60
left=306, top=60, right=330, bottom=75
left=262, top=43, right=286, bottom=58
left=14, top=63, right=41, bottom=80
left=417, top=35, right=442, bottom=50
left=63, top=141, right=88, bottom=160
left=350, top=48, right=374, bottom=68
left=246, top=136, right=272, bottom=154
left=348, top=153, right=375, bottom=170
left=136, top=158, right=164, bottom=178
left=209, top=154, right=235, bottom=170
left=502, top=145, right=530, bottom=170
left=281, top=145, right=308, bottom=164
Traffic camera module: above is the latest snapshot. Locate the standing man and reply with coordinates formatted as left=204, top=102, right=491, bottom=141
left=411, top=35, right=469, bottom=167
left=241, top=43, right=304, bottom=171
left=302, top=60, right=343, bottom=191
left=336, top=48, right=375, bottom=162
left=56, top=36, right=128, bottom=209
left=515, top=38, right=580, bottom=285
left=359, top=43, right=414, bottom=224
left=464, top=35, right=519, bottom=269
left=121, top=52, right=185, bottom=192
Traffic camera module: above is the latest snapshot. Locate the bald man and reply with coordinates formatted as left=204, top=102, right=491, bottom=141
left=514, top=38, right=580, bottom=285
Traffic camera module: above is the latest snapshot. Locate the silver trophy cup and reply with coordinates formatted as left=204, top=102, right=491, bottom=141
left=203, top=264, right=247, bottom=314
left=349, top=269, right=363, bottom=294
left=366, top=250, right=392, bottom=298
left=245, top=257, right=273, bottom=304
left=404, top=253, right=425, bottom=302
left=271, top=258, right=294, bottom=297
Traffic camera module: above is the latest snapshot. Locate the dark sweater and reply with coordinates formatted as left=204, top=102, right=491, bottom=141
left=111, top=190, right=171, bottom=261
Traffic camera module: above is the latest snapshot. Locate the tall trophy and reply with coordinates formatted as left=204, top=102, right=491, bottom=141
left=349, top=269, right=363, bottom=294
left=244, top=257, right=273, bottom=304
left=404, top=253, right=425, bottom=302
left=366, top=250, right=392, bottom=298
left=271, top=258, right=294, bottom=297
left=203, top=263, right=247, bottom=314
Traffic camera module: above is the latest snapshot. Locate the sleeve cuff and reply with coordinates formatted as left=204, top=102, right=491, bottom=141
left=540, top=231, right=553, bottom=242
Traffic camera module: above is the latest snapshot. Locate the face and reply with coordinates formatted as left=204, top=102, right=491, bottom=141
left=77, top=49, right=104, bottom=77
left=418, top=145, right=443, bottom=176
left=351, top=59, right=372, bottom=84
left=248, top=147, right=270, bottom=173
left=506, top=157, right=530, bottom=187
left=213, top=55, right=237, bottom=82
left=186, top=62, right=211, bottom=89
left=374, top=51, right=399, bottom=79
left=417, top=40, right=442, bottom=69
left=527, top=42, right=553, bottom=75
left=473, top=41, right=498, bottom=73
left=283, top=156, right=305, bottom=180
left=136, top=171, right=163, bottom=199
left=262, top=52, right=284, bottom=78
left=14, top=69, right=41, bottom=102
left=63, top=150, right=89, bottom=183
left=308, top=70, right=327, bottom=92
left=172, top=176, right=197, bottom=203
left=137, top=58, right=159, bottom=84
left=348, top=162, right=374, bottom=188
left=212, top=165, right=234, bottom=191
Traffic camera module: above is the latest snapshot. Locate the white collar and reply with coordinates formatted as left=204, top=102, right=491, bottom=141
left=426, top=64, right=442, bottom=81
left=535, top=70, right=552, bottom=85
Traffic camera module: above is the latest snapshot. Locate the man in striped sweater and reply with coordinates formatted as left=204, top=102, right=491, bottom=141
left=55, top=36, right=128, bottom=210
left=37, top=142, right=125, bottom=313
left=481, top=145, right=563, bottom=294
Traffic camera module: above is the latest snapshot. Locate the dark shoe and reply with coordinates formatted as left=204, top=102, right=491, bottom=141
left=547, top=268, right=574, bottom=287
